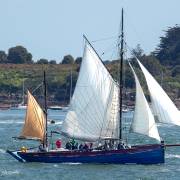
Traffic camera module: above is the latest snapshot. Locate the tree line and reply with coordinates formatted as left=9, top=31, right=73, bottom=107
left=0, top=25, right=180, bottom=67
left=0, top=46, right=82, bottom=65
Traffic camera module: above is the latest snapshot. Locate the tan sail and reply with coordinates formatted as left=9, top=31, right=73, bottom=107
left=20, top=90, right=45, bottom=141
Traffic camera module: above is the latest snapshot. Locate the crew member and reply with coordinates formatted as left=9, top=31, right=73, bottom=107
left=56, top=139, right=62, bottom=149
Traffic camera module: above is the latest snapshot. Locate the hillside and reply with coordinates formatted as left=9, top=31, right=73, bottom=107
left=0, top=64, right=78, bottom=107
left=0, top=62, right=179, bottom=109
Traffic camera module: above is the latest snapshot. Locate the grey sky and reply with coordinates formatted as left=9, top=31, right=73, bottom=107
left=0, top=0, right=179, bottom=62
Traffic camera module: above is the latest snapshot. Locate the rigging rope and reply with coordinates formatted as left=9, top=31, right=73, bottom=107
left=91, top=36, right=117, bottom=43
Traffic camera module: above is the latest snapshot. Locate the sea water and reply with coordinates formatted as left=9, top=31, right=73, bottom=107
left=0, top=110, right=180, bottom=180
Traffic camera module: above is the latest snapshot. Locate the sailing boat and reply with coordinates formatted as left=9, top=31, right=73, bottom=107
left=7, top=9, right=180, bottom=164
left=48, top=69, right=72, bottom=111
left=11, top=78, right=27, bottom=110
left=61, top=68, right=73, bottom=112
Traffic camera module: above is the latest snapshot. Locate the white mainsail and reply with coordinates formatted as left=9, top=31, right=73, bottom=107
left=129, top=63, right=160, bottom=141
left=20, top=90, right=45, bottom=141
left=61, top=41, right=119, bottom=142
left=137, top=59, right=180, bottom=125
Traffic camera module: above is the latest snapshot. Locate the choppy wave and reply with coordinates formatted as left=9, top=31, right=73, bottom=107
left=0, top=120, right=23, bottom=124
left=157, top=123, right=174, bottom=127
left=166, top=153, right=180, bottom=159
left=49, top=114, right=66, bottom=117
left=0, top=170, right=20, bottom=177
left=0, top=120, right=63, bottom=125
left=53, top=163, right=82, bottom=167
left=0, top=149, right=6, bottom=154
left=62, top=162, right=82, bottom=165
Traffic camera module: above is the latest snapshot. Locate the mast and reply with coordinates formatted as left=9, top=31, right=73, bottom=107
left=43, top=71, right=48, bottom=148
left=22, top=78, right=25, bottom=105
left=119, top=8, right=124, bottom=140
left=70, top=68, right=72, bottom=102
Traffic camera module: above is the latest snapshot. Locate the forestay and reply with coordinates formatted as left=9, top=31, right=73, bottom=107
left=20, top=91, right=45, bottom=141
left=129, top=63, right=160, bottom=141
left=61, top=41, right=119, bottom=142
left=137, top=59, right=180, bottom=126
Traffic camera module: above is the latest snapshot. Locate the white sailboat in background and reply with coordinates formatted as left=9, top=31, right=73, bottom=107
left=11, top=78, right=27, bottom=110
left=61, top=68, right=73, bottom=112
left=48, top=105, right=63, bottom=110
left=49, top=69, right=72, bottom=111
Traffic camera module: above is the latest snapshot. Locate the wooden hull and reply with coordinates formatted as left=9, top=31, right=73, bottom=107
left=7, top=144, right=164, bottom=164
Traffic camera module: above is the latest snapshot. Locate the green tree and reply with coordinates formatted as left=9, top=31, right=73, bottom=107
left=140, top=55, right=164, bottom=76
left=49, top=60, right=57, bottom=64
left=75, top=57, right=82, bottom=64
left=36, top=59, right=49, bottom=64
left=155, top=25, right=180, bottom=66
left=172, top=65, right=180, bottom=77
left=61, top=55, right=74, bottom=64
left=131, top=44, right=144, bottom=59
left=0, top=51, right=8, bottom=63
left=7, top=46, right=33, bottom=64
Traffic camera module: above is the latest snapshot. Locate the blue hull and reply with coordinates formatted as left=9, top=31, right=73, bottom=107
left=7, top=144, right=165, bottom=164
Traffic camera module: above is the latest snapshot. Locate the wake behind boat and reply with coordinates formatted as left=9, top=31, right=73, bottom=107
left=7, top=9, right=180, bottom=164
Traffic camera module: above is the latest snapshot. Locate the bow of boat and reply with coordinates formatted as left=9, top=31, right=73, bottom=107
left=6, top=150, right=25, bottom=162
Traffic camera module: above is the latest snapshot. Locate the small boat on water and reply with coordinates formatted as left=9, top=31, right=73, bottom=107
left=7, top=9, right=180, bottom=164
left=48, top=105, right=62, bottom=110
left=48, top=105, right=69, bottom=111
left=11, top=78, right=27, bottom=110
left=11, top=104, right=27, bottom=110
left=122, top=106, right=132, bottom=113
